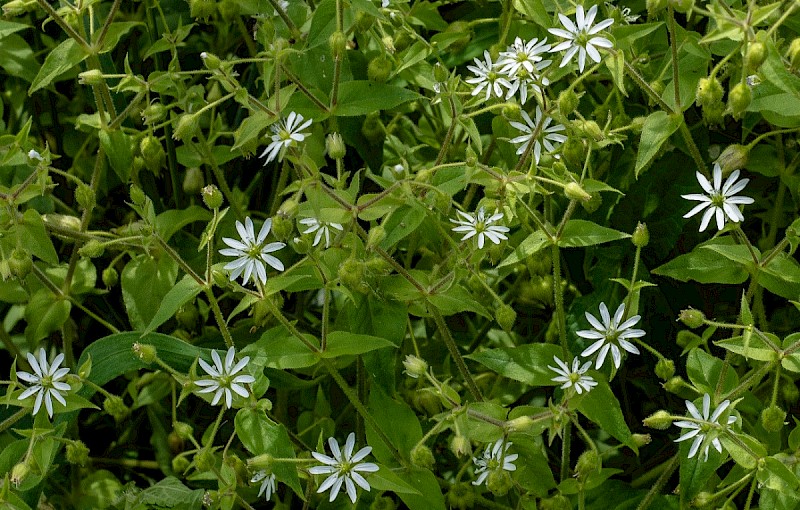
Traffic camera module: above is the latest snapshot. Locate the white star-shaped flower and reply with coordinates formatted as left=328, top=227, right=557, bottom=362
left=579, top=302, right=645, bottom=370
left=220, top=217, right=285, bottom=286
left=195, top=346, right=255, bottom=409
left=681, top=163, right=754, bottom=232
left=299, top=217, right=344, bottom=248
left=308, top=433, right=379, bottom=503
left=465, top=50, right=513, bottom=101
left=450, top=208, right=510, bottom=249
left=260, top=111, right=312, bottom=165
left=674, top=393, right=737, bottom=461
left=509, top=107, right=567, bottom=163
left=498, top=37, right=552, bottom=77
left=548, top=5, right=614, bottom=73
left=472, top=439, right=518, bottom=486
left=17, top=348, right=71, bottom=418
left=251, top=471, right=277, bottom=501
left=548, top=355, right=598, bottom=395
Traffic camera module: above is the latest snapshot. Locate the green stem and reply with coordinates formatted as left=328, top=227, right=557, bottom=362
left=634, top=454, right=680, bottom=510
left=623, top=59, right=675, bottom=114
left=94, top=0, right=122, bottom=51
left=551, top=244, right=568, bottom=359
left=560, top=421, right=572, bottom=482
left=434, top=95, right=458, bottom=167
left=204, top=288, right=234, bottom=348
left=34, top=0, right=90, bottom=50
left=429, top=307, right=484, bottom=402
left=679, top=122, right=707, bottom=173
left=667, top=7, right=681, bottom=110
left=195, top=132, right=244, bottom=222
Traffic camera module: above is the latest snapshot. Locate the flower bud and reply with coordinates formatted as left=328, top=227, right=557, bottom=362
left=173, top=421, right=194, bottom=440
left=140, top=134, right=165, bottom=174
left=410, top=444, right=435, bottom=469
left=783, top=383, right=799, bottom=404
left=2, top=0, right=36, bottom=16
left=647, top=0, right=667, bottom=16
left=172, top=114, right=199, bottom=142
left=562, top=138, right=585, bottom=168
left=133, top=342, right=158, bottom=364
left=446, top=483, right=475, bottom=510
left=580, top=192, right=602, bottom=214
left=78, top=69, right=104, bottom=86
left=450, top=435, right=471, bottom=458
left=630, top=222, right=649, bottom=248
left=201, top=184, right=223, bottom=209
left=496, top=304, right=516, bottom=332
left=142, top=102, right=167, bottom=125
left=564, top=181, right=592, bottom=202
left=433, top=62, right=449, bottom=84
left=361, top=113, right=386, bottom=145
left=575, top=449, right=601, bottom=480
left=130, top=184, right=147, bottom=206
left=486, top=470, right=513, bottom=497
left=643, top=410, right=673, bottom=429
left=355, top=12, right=375, bottom=32
left=338, top=258, right=369, bottom=294
left=679, top=308, right=705, bottom=328
left=702, top=102, right=726, bottom=126
left=413, top=388, right=442, bottom=415
left=103, top=395, right=130, bottom=421
left=199, top=51, right=221, bottom=70
left=654, top=358, right=675, bottom=381
left=329, top=31, right=347, bottom=60
left=504, top=416, right=533, bottom=434
left=632, top=433, right=652, bottom=447
left=189, top=0, right=215, bottom=20
left=8, top=249, right=32, bottom=279
left=402, top=355, right=428, bottom=378
left=576, top=120, right=603, bottom=141
left=663, top=376, right=685, bottom=394
left=692, top=492, right=714, bottom=508
left=75, top=183, right=95, bottom=212
left=370, top=496, right=396, bottom=510
left=270, top=215, right=293, bottom=241
left=368, top=56, right=394, bottom=83
left=194, top=449, right=216, bottom=472
left=761, top=404, right=787, bottom=432
left=557, top=89, right=580, bottom=116
left=728, top=82, right=751, bottom=119
left=78, top=239, right=105, bottom=258
left=745, top=42, right=767, bottom=73
left=102, top=267, right=119, bottom=288
left=630, top=116, right=647, bottom=134
left=182, top=167, right=204, bottom=195
left=669, top=0, right=693, bottom=13
left=326, top=132, right=346, bottom=159
left=502, top=103, right=522, bottom=122
left=788, top=38, right=800, bottom=69
left=66, top=440, right=90, bottom=466
left=172, top=455, right=191, bottom=474
left=696, top=76, right=723, bottom=107
left=10, top=461, right=30, bottom=487
left=715, top=144, right=748, bottom=176
left=539, top=495, right=571, bottom=510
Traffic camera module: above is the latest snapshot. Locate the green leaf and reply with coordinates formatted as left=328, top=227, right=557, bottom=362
left=499, top=230, right=551, bottom=267
left=635, top=111, right=682, bottom=177
left=232, top=110, right=277, bottom=151
left=142, top=274, right=203, bottom=336
left=24, top=289, right=71, bottom=344
left=367, top=385, right=421, bottom=464
left=467, top=343, right=563, bottom=386
left=379, top=203, right=427, bottom=250
left=394, top=468, right=446, bottom=510
left=720, top=432, right=765, bottom=470
left=604, top=51, right=627, bottom=96
left=758, top=456, right=800, bottom=493
left=427, top=284, right=489, bottom=317
left=679, top=439, right=724, bottom=503
left=18, top=208, right=59, bottom=264
left=369, top=465, right=422, bottom=495
left=321, top=331, right=396, bottom=357
left=512, top=0, right=551, bottom=27
left=334, top=81, right=423, bottom=116
left=716, top=332, right=779, bottom=362
left=0, top=20, right=29, bottom=38
left=247, top=326, right=319, bottom=369
left=510, top=435, right=557, bottom=497
left=558, top=220, right=631, bottom=248
left=462, top=401, right=507, bottom=442
left=686, top=348, right=738, bottom=394
left=99, top=129, right=133, bottom=183
left=652, top=245, right=749, bottom=284
left=121, top=254, right=179, bottom=331
left=577, top=374, right=637, bottom=452
left=138, top=477, right=204, bottom=508
left=0, top=34, right=38, bottom=83
left=29, top=38, right=88, bottom=94
left=154, top=206, right=212, bottom=242
left=234, top=409, right=304, bottom=497
left=781, top=333, right=800, bottom=373
left=94, top=22, right=143, bottom=53
left=611, top=22, right=664, bottom=51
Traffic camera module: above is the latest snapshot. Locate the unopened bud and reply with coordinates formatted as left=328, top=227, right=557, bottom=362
left=558, top=89, right=580, bottom=116
left=329, top=31, right=347, bottom=60
left=728, top=82, right=751, bottom=119
left=142, top=102, right=167, bottom=125
left=130, top=184, right=147, bottom=206
left=654, top=358, right=675, bottom=380
left=410, top=444, right=435, bottom=469
left=715, top=144, right=748, bottom=176
left=496, top=304, right=516, bottom=332
left=172, top=455, right=191, bottom=474
left=433, top=62, right=449, bottom=83
left=66, top=440, right=90, bottom=465
left=189, top=0, right=215, bottom=19
left=486, top=470, right=513, bottom=497
left=577, top=120, right=603, bottom=141
left=361, top=113, right=386, bottom=145
left=200, top=51, right=221, bottom=70
left=172, top=114, right=198, bottom=142
left=324, top=132, right=346, bottom=160
left=140, top=136, right=166, bottom=175
left=132, top=342, right=157, bottom=363
left=78, top=240, right=105, bottom=258
left=630, top=116, right=646, bottom=134
left=10, top=461, right=30, bottom=487
left=102, top=267, right=119, bottom=288
left=663, top=376, right=685, bottom=394
left=646, top=0, right=667, bottom=16
left=540, top=494, right=571, bottom=510
left=783, top=383, right=800, bottom=404
left=338, top=258, right=368, bottom=293
left=632, top=433, right=652, bottom=447
left=679, top=308, right=706, bottom=328
left=643, top=410, right=673, bottom=429
left=761, top=405, right=787, bottom=432
left=75, top=183, right=95, bottom=211
left=201, top=184, right=223, bottom=209
left=103, top=395, right=130, bottom=421
left=403, top=355, right=428, bottom=378
left=78, top=69, right=104, bottom=86
left=182, top=167, right=204, bottom=195
left=450, top=435, right=471, bottom=458
left=173, top=421, right=194, bottom=440
left=575, top=449, right=601, bottom=479
left=744, top=42, right=767, bottom=73
left=446, top=483, right=475, bottom=510
left=368, top=56, right=393, bottom=83
left=355, top=12, right=375, bottom=32
left=632, top=222, right=649, bottom=248
left=194, top=449, right=215, bottom=472
left=692, top=491, right=714, bottom=508
left=502, top=103, right=521, bottom=122
left=564, top=181, right=592, bottom=202
left=8, top=249, right=32, bottom=279
left=788, top=38, right=800, bottom=69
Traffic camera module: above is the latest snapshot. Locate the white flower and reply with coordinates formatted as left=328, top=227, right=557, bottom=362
left=309, top=433, right=379, bottom=503
left=17, top=348, right=71, bottom=418
left=548, top=5, right=614, bottom=73
left=509, top=107, right=567, bottom=163
left=299, top=217, right=344, bottom=248
left=195, top=346, right=256, bottom=409
left=498, top=37, right=552, bottom=77
left=260, top=111, right=312, bottom=165
left=681, top=163, right=754, bottom=232
left=472, top=439, right=518, bottom=486
left=251, top=471, right=277, bottom=501
left=465, top=50, right=513, bottom=101
left=450, top=208, right=510, bottom=249
left=28, top=149, right=43, bottom=161
left=579, top=303, right=645, bottom=370
left=548, top=355, right=597, bottom=395
left=220, top=217, right=285, bottom=286
left=674, top=393, right=737, bottom=461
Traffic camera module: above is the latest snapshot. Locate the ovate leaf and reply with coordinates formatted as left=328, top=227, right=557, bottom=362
left=29, top=38, right=88, bottom=93
left=335, top=81, right=422, bottom=116
left=635, top=111, right=682, bottom=177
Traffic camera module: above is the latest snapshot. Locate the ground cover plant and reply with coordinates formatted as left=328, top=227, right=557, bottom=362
left=1, top=0, right=800, bottom=508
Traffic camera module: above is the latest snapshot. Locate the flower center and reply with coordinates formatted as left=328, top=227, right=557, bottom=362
left=487, top=458, right=501, bottom=470
left=246, top=243, right=263, bottom=259
left=710, top=193, right=726, bottom=208
left=575, top=31, right=591, bottom=47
